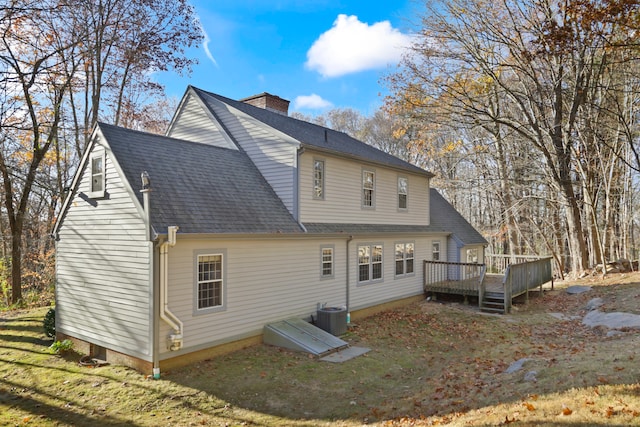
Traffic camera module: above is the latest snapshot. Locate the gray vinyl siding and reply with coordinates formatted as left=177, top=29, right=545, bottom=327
left=55, top=142, right=152, bottom=360
left=447, top=235, right=462, bottom=280
left=157, top=235, right=437, bottom=356
left=347, top=236, right=429, bottom=312
left=158, top=237, right=348, bottom=356
left=202, top=93, right=298, bottom=215
left=299, top=151, right=429, bottom=225
left=167, top=92, right=237, bottom=149
left=447, top=236, right=459, bottom=263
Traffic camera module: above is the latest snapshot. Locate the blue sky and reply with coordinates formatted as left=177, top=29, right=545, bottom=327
left=155, top=0, right=421, bottom=116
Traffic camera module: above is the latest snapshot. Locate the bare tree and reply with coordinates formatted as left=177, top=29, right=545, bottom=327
left=65, top=0, right=202, bottom=153
left=387, top=0, right=640, bottom=275
left=0, top=1, right=83, bottom=304
left=0, top=0, right=202, bottom=305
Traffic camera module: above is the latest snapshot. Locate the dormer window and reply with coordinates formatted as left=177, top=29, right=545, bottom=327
left=89, top=152, right=105, bottom=198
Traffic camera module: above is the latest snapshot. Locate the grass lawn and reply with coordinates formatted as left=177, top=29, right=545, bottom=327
left=2, top=272, right=640, bottom=426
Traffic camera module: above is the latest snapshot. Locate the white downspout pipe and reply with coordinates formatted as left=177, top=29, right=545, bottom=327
left=160, top=226, right=183, bottom=351
left=346, top=235, right=353, bottom=323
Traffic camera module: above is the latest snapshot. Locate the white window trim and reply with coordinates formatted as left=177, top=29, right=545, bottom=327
left=313, top=158, right=325, bottom=200
left=193, top=249, right=227, bottom=315
left=320, top=245, right=334, bottom=279
left=362, top=168, right=376, bottom=209
left=466, top=247, right=479, bottom=263
left=357, top=243, right=383, bottom=285
left=397, top=176, right=408, bottom=211
left=394, top=241, right=415, bottom=278
left=88, top=151, right=106, bottom=199
left=432, top=241, right=441, bottom=261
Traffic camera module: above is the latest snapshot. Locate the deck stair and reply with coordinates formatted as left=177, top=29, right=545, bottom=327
left=481, top=291, right=505, bottom=314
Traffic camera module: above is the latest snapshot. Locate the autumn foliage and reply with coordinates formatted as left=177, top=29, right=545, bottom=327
left=386, top=0, right=640, bottom=276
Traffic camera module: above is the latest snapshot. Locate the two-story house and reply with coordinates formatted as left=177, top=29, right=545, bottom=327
left=52, top=86, right=486, bottom=374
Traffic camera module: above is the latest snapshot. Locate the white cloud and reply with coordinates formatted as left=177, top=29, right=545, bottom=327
left=199, top=21, right=218, bottom=67
left=294, top=93, right=333, bottom=110
left=305, top=14, right=412, bottom=78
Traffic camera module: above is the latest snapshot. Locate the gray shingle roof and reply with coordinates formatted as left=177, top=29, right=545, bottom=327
left=429, top=189, right=487, bottom=245
left=303, top=223, right=446, bottom=235
left=99, top=123, right=303, bottom=235
left=192, top=87, right=432, bottom=176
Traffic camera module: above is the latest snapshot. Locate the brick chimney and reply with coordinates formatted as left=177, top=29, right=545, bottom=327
left=240, top=92, right=290, bottom=116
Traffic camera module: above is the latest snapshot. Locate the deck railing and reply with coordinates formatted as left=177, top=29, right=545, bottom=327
left=484, top=254, right=548, bottom=274
left=503, top=257, right=554, bottom=313
left=423, top=260, right=486, bottom=297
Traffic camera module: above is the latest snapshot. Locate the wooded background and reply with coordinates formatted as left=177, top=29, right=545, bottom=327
left=1, top=0, right=639, bottom=305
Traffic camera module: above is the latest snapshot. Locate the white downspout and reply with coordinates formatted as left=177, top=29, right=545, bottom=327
left=346, top=235, right=353, bottom=324
left=160, top=225, right=183, bottom=351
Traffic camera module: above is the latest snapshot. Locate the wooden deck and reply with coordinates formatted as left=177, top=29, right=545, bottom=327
left=423, top=274, right=503, bottom=297
left=423, top=257, right=554, bottom=314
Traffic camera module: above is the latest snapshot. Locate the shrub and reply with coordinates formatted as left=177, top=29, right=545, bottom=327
left=48, top=339, right=73, bottom=354
left=43, top=308, right=55, bottom=338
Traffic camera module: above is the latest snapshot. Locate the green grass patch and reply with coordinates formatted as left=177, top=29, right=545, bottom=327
left=1, top=274, right=640, bottom=425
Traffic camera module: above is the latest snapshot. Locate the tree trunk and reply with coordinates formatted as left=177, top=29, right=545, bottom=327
left=10, top=227, right=22, bottom=304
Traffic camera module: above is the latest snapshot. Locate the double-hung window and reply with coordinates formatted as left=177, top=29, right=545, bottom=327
left=466, top=248, right=478, bottom=263
left=197, top=254, right=223, bottom=310
left=362, top=170, right=375, bottom=208
left=313, top=159, right=325, bottom=199
left=358, top=244, right=383, bottom=283
left=398, top=176, right=408, bottom=210
left=89, top=152, right=105, bottom=198
left=432, top=241, right=441, bottom=261
left=395, top=242, right=415, bottom=276
left=321, top=246, right=334, bottom=278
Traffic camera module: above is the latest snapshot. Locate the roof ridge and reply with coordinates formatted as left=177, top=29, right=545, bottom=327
left=191, top=86, right=353, bottom=138
left=96, top=121, right=241, bottom=154
left=190, top=86, right=432, bottom=177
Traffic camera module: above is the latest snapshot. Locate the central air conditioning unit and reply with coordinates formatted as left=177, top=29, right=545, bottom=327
left=316, top=307, right=347, bottom=336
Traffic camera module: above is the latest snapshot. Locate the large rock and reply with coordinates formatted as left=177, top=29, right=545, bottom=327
left=505, top=358, right=531, bottom=374
left=586, top=298, right=604, bottom=311
left=582, top=310, right=640, bottom=330
left=595, top=259, right=633, bottom=274
left=615, top=258, right=632, bottom=273
left=566, top=285, right=592, bottom=294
